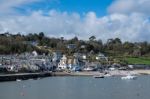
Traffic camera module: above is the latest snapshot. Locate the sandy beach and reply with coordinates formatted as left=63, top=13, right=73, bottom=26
left=53, top=70, right=150, bottom=77
left=133, top=70, right=150, bottom=75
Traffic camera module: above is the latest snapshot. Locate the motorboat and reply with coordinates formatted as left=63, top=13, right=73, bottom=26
left=121, top=75, right=137, bottom=80
left=104, top=73, right=111, bottom=77
left=16, top=79, right=22, bottom=82
left=93, top=75, right=104, bottom=78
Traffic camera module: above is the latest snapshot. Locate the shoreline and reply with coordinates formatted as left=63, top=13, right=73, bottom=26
left=53, top=70, right=150, bottom=76
left=132, top=70, right=150, bottom=75
left=0, top=70, right=150, bottom=82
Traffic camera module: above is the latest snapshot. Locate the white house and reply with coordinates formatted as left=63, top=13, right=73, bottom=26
left=96, top=53, right=108, bottom=61
left=7, top=65, right=17, bottom=72
left=74, top=53, right=87, bottom=60
left=29, top=64, right=39, bottom=71
left=67, top=44, right=76, bottom=49
left=32, top=51, right=38, bottom=57
left=58, top=55, right=68, bottom=69
left=82, top=55, right=87, bottom=60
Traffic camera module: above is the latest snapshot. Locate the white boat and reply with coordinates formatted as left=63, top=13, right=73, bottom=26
left=104, top=73, right=111, bottom=77
left=16, top=79, right=22, bottom=82
left=121, top=75, right=137, bottom=80
left=93, top=75, right=104, bottom=78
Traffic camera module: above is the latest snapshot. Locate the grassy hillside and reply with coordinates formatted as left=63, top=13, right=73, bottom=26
left=125, top=57, right=150, bottom=65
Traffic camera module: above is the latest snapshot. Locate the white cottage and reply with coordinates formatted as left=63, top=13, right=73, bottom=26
left=58, top=55, right=67, bottom=69
left=96, top=53, right=108, bottom=61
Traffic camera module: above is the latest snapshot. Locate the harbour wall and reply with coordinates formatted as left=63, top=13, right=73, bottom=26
left=0, top=72, right=52, bottom=82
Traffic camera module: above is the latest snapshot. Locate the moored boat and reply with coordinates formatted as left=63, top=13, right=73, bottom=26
left=121, top=75, right=137, bottom=80
left=104, top=73, right=111, bottom=77
left=16, top=79, right=22, bottom=82
left=93, top=75, right=104, bottom=78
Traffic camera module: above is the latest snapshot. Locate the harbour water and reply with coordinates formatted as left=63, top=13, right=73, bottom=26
left=0, top=76, right=150, bottom=99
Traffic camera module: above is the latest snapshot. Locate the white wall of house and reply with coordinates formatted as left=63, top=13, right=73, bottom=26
left=58, top=55, right=67, bottom=69
left=82, top=55, right=86, bottom=59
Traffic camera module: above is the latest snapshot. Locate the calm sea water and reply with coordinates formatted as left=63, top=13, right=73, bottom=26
left=0, top=75, right=150, bottom=99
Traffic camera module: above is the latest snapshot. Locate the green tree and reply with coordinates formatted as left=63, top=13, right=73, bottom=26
left=89, top=36, right=96, bottom=41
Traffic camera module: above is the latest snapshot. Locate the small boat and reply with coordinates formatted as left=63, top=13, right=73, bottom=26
left=121, top=75, right=137, bottom=80
left=104, top=74, right=111, bottom=77
left=16, top=79, right=22, bottom=82
left=93, top=75, right=104, bottom=78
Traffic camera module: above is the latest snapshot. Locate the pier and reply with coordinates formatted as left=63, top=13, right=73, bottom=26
left=0, top=72, right=52, bottom=82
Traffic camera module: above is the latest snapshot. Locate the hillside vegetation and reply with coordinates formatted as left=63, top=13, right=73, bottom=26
left=0, top=32, right=150, bottom=65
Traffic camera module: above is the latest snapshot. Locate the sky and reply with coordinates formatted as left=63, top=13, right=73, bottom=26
left=0, top=0, right=150, bottom=42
